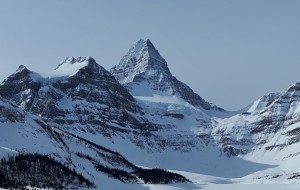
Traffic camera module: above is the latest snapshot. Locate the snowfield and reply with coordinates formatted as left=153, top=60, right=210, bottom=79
left=1, top=183, right=299, bottom=190
left=202, top=184, right=300, bottom=190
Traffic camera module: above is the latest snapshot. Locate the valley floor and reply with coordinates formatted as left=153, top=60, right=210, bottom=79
left=2, top=170, right=300, bottom=190
left=1, top=184, right=299, bottom=190
left=141, top=170, right=300, bottom=190
left=144, top=184, right=300, bottom=190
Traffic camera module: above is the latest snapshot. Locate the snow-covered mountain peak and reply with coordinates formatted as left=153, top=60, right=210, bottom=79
left=29, top=56, right=106, bottom=82
left=286, top=82, right=300, bottom=93
left=61, top=56, right=95, bottom=65
left=16, top=65, right=27, bottom=72
left=61, top=56, right=77, bottom=64
left=111, top=38, right=169, bottom=82
left=0, top=55, right=140, bottom=117
left=245, top=92, right=280, bottom=113
left=111, top=39, right=228, bottom=115
left=0, top=64, right=32, bottom=86
left=123, top=38, right=165, bottom=65
left=55, top=56, right=91, bottom=70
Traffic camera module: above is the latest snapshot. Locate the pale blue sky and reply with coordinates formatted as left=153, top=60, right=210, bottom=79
left=0, top=0, right=300, bottom=110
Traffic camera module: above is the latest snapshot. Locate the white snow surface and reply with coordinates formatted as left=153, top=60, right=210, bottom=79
left=244, top=92, right=280, bottom=113
left=0, top=99, right=67, bottom=160
left=28, top=57, right=90, bottom=81
left=41, top=57, right=89, bottom=78
left=134, top=94, right=190, bottom=106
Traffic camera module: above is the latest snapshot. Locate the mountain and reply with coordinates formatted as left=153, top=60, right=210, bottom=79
left=111, top=39, right=227, bottom=116
left=243, top=92, right=280, bottom=113
left=214, top=82, right=300, bottom=155
left=0, top=57, right=189, bottom=189
left=0, top=56, right=139, bottom=114
left=1, top=39, right=300, bottom=189
left=0, top=56, right=221, bottom=156
left=211, top=82, right=300, bottom=182
left=110, top=39, right=300, bottom=181
left=0, top=57, right=151, bottom=138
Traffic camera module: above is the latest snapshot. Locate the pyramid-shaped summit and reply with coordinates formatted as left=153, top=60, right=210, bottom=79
left=111, top=38, right=171, bottom=86
left=111, top=38, right=226, bottom=112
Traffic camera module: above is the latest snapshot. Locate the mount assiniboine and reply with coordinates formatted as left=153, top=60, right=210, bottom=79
left=1, top=38, right=300, bottom=189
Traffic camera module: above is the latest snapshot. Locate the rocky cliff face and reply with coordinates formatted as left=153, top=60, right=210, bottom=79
left=252, top=83, right=300, bottom=146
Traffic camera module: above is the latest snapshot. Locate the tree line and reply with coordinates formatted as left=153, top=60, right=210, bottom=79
left=0, top=153, right=95, bottom=189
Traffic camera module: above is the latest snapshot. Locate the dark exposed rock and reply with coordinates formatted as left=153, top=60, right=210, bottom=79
left=164, top=113, right=184, bottom=119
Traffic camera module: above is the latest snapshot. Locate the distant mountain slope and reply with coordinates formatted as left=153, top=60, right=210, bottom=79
left=0, top=88, right=188, bottom=189
left=211, top=82, right=300, bottom=181
left=0, top=97, right=67, bottom=158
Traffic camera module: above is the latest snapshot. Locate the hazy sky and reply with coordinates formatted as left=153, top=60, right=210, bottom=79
left=0, top=0, right=300, bottom=111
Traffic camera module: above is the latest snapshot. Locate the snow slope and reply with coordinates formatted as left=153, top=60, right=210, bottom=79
left=0, top=98, right=67, bottom=159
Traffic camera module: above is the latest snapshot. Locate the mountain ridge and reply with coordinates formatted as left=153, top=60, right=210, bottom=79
left=1, top=39, right=300, bottom=189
